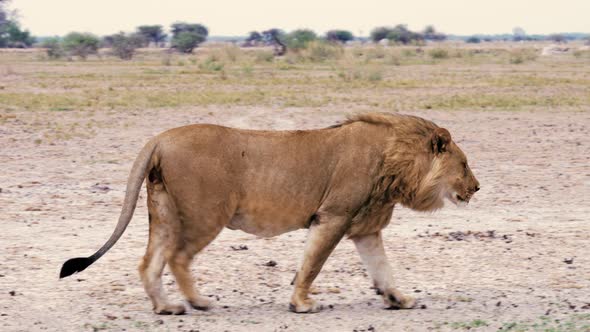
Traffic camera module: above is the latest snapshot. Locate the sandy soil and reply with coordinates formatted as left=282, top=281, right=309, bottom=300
left=1, top=107, right=589, bottom=331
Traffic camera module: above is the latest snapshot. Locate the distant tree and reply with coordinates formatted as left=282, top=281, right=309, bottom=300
left=465, top=36, right=481, bottom=44
left=423, top=25, right=446, bottom=41
left=170, top=22, right=208, bottom=53
left=0, top=0, right=8, bottom=28
left=285, top=29, right=317, bottom=50
left=136, top=25, right=167, bottom=47
left=512, top=27, right=526, bottom=36
left=171, top=31, right=205, bottom=53
left=512, top=27, right=527, bottom=41
left=171, top=22, right=208, bottom=37
left=548, top=34, right=566, bottom=43
left=245, top=31, right=262, bottom=46
left=370, top=25, right=423, bottom=44
left=370, top=26, right=391, bottom=42
left=326, top=30, right=354, bottom=43
left=0, top=0, right=35, bottom=48
left=62, top=32, right=100, bottom=59
left=262, top=28, right=286, bottom=55
left=386, top=24, right=423, bottom=44
left=101, top=34, right=115, bottom=48
left=2, top=21, right=34, bottom=47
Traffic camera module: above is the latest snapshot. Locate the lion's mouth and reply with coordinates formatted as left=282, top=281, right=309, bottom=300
left=449, top=192, right=469, bottom=206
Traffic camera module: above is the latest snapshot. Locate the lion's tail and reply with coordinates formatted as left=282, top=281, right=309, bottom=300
left=59, top=138, right=158, bottom=279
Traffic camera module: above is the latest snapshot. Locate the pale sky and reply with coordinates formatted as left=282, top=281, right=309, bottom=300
left=10, top=0, right=590, bottom=37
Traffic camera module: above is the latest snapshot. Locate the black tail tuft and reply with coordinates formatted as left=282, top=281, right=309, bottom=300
left=60, top=257, right=94, bottom=279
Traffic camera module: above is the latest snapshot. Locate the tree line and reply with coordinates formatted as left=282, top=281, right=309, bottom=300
left=2, top=0, right=589, bottom=60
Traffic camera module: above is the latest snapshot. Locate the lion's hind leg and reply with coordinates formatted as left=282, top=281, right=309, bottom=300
left=139, top=186, right=185, bottom=315
left=168, top=244, right=216, bottom=311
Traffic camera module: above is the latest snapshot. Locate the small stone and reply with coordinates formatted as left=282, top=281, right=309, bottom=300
left=327, top=287, right=341, bottom=294
left=263, top=260, right=277, bottom=267
left=9, top=291, right=16, bottom=296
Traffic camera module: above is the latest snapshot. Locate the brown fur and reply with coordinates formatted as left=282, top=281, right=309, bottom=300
left=61, top=112, right=479, bottom=314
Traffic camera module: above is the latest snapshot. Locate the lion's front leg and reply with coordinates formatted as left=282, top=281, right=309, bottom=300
left=353, top=231, right=416, bottom=309
left=290, top=215, right=349, bottom=313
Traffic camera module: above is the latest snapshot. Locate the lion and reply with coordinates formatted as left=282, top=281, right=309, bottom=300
left=60, top=112, right=480, bottom=315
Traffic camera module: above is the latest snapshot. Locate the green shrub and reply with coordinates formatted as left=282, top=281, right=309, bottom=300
left=254, top=50, right=274, bottom=63
left=428, top=48, right=449, bottom=59
left=304, top=41, right=343, bottom=62
left=199, top=55, right=224, bottom=71
left=364, top=46, right=386, bottom=61
left=63, top=32, right=100, bottom=59
left=285, top=29, right=317, bottom=50
left=41, top=37, right=64, bottom=59
left=222, top=45, right=242, bottom=62
left=509, top=49, right=537, bottom=64
left=110, top=32, right=144, bottom=60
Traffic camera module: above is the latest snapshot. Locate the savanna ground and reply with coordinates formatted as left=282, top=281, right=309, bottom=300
left=1, top=41, right=589, bottom=332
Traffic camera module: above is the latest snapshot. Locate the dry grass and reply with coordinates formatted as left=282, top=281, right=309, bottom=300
left=0, top=42, right=589, bottom=116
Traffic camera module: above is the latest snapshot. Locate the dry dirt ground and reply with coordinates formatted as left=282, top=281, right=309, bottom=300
left=1, top=106, right=589, bottom=331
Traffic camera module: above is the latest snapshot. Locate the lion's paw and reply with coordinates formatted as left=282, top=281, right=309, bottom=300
left=189, top=296, right=213, bottom=311
left=289, top=298, right=323, bottom=314
left=383, top=289, right=416, bottom=310
left=154, top=303, right=186, bottom=315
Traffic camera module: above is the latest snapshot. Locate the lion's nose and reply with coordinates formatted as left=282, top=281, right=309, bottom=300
left=474, top=185, right=480, bottom=192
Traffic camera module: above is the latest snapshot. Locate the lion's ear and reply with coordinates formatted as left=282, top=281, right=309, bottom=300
left=431, top=127, right=451, bottom=154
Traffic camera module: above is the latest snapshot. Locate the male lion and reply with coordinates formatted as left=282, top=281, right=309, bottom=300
left=61, top=113, right=480, bottom=315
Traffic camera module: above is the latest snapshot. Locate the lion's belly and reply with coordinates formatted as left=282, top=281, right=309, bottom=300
left=226, top=212, right=305, bottom=237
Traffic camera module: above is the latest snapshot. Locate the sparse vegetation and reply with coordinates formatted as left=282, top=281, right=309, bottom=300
left=499, top=314, right=590, bottom=332
left=428, top=48, right=449, bottom=59
left=509, top=48, right=538, bottom=64
left=109, top=32, right=145, bottom=60
left=466, top=36, right=481, bottom=44
left=62, top=32, right=100, bottom=59
left=41, top=37, right=64, bottom=59
left=0, top=42, right=587, bottom=113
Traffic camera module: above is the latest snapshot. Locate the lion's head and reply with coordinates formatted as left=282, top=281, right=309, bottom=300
left=342, top=113, right=480, bottom=212
left=428, top=127, right=480, bottom=207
